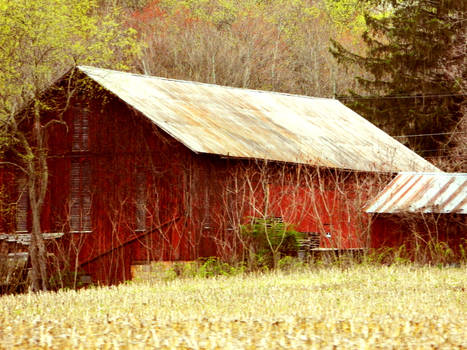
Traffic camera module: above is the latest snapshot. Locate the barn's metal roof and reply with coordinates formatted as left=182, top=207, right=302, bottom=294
left=365, top=172, right=467, bottom=214
left=78, top=66, right=439, bottom=173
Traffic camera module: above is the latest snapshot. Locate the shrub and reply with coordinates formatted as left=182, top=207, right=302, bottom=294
left=241, top=217, right=304, bottom=269
left=0, top=254, right=29, bottom=295
left=196, top=257, right=244, bottom=278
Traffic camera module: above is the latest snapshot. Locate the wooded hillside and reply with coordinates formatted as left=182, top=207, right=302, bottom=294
left=2, top=0, right=464, bottom=164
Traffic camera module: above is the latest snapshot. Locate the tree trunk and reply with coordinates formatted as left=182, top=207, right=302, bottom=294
left=28, top=192, right=48, bottom=291
left=26, top=101, right=49, bottom=291
left=29, top=189, right=48, bottom=291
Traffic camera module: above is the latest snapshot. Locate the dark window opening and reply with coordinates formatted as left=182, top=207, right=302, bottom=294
left=72, top=106, right=89, bottom=152
left=70, top=159, right=91, bottom=233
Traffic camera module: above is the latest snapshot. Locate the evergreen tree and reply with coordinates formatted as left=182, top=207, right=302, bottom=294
left=331, top=0, right=466, bottom=153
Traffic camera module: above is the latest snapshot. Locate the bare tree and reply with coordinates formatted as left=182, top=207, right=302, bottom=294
left=0, top=1, right=139, bottom=291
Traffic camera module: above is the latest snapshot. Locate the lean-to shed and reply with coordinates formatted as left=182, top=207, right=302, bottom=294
left=0, top=66, right=439, bottom=284
left=365, top=172, right=466, bottom=260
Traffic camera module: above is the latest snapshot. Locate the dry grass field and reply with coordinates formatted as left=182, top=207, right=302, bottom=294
left=0, top=265, right=466, bottom=349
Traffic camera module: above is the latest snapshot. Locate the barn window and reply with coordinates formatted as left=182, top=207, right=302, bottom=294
left=16, top=177, right=28, bottom=233
left=72, top=106, right=89, bottom=152
left=70, top=159, right=91, bottom=233
left=135, top=172, right=147, bottom=232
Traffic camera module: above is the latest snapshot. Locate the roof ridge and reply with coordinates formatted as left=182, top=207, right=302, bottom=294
left=77, top=65, right=333, bottom=102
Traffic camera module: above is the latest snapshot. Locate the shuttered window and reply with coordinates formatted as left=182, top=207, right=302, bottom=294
left=16, top=177, right=28, bottom=233
left=72, top=106, right=89, bottom=152
left=135, top=172, right=146, bottom=231
left=70, top=159, right=91, bottom=233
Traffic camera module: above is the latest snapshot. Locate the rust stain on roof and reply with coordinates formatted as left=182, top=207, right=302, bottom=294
left=365, top=173, right=467, bottom=214
left=78, top=66, right=439, bottom=173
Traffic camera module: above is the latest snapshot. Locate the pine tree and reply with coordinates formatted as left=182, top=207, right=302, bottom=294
left=331, top=0, right=466, bottom=153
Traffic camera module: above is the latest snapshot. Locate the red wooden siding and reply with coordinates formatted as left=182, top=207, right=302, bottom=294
left=371, top=214, right=466, bottom=257
left=2, top=90, right=384, bottom=284
left=197, top=160, right=373, bottom=259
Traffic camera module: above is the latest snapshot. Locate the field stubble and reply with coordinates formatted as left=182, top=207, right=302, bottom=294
left=0, top=265, right=466, bottom=349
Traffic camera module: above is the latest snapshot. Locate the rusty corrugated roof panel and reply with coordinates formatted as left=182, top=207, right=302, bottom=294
left=365, top=173, right=467, bottom=214
left=78, top=66, right=439, bottom=173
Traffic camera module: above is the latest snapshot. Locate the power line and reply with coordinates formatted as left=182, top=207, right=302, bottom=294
left=337, top=93, right=466, bottom=100
left=418, top=147, right=467, bottom=154
left=423, top=155, right=465, bottom=160
left=392, top=131, right=467, bottom=138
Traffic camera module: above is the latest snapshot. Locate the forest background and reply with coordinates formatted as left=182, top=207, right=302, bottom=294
left=1, top=0, right=465, bottom=167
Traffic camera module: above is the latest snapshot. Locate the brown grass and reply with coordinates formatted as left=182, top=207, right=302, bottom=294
left=0, top=265, right=466, bottom=349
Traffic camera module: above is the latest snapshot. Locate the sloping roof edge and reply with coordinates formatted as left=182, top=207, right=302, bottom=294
left=76, top=66, right=440, bottom=173
left=365, top=172, right=466, bottom=214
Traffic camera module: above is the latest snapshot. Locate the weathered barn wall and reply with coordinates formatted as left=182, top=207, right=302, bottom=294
left=370, top=214, right=466, bottom=261
left=65, top=91, right=385, bottom=282
left=59, top=93, right=195, bottom=283
left=1, top=86, right=388, bottom=285
left=371, top=214, right=466, bottom=249
left=196, top=158, right=382, bottom=261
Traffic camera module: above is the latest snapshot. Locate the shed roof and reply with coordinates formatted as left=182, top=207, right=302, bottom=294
left=365, top=172, right=467, bottom=214
left=78, top=66, right=438, bottom=173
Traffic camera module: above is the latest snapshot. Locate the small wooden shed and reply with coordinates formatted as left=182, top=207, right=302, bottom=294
left=365, top=172, right=466, bottom=261
left=0, top=66, right=438, bottom=284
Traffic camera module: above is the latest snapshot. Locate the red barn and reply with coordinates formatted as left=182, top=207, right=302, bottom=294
left=0, top=66, right=438, bottom=284
left=366, top=172, right=466, bottom=262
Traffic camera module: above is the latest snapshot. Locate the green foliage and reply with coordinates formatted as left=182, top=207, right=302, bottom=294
left=48, top=268, right=91, bottom=291
left=132, top=259, right=244, bottom=282
left=323, top=0, right=367, bottom=35
left=156, top=0, right=364, bottom=36
left=241, top=217, right=304, bottom=268
left=277, top=255, right=307, bottom=272
left=365, top=237, right=467, bottom=266
left=331, top=0, right=466, bottom=152
left=0, top=0, right=140, bottom=118
left=459, top=239, right=467, bottom=262
left=99, top=0, right=149, bottom=11
left=163, top=259, right=241, bottom=279
left=195, top=257, right=245, bottom=278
